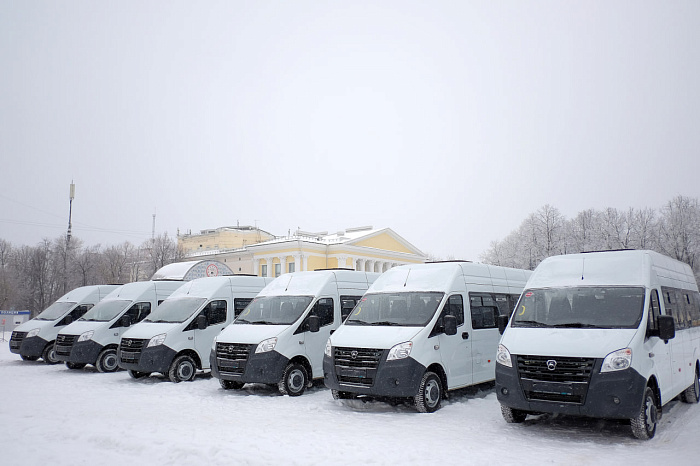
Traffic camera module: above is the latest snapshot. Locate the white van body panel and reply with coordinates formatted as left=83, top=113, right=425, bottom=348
left=329, top=326, right=423, bottom=349
left=500, top=328, right=639, bottom=359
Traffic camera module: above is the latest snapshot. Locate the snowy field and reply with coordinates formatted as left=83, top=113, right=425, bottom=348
left=1, top=335, right=699, bottom=466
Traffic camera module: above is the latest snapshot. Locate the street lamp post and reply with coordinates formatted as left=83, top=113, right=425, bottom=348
left=64, top=182, right=75, bottom=293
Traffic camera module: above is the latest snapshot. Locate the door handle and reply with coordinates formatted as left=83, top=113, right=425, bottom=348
left=462, top=332, right=469, bottom=340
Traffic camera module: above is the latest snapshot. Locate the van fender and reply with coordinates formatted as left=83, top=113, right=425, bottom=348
left=426, top=363, right=448, bottom=397
left=288, top=355, right=313, bottom=381
left=174, top=349, right=203, bottom=370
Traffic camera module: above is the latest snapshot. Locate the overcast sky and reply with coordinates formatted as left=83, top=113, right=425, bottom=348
left=1, top=1, right=699, bottom=260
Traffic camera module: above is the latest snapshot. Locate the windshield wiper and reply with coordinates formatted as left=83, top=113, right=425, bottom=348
left=370, top=321, right=402, bottom=326
left=235, top=318, right=251, bottom=324
left=514, top=320, right=549, bottom=328
left=345, top=320, right=372, bottom=326
left=551, top=322, right=601, bottom=328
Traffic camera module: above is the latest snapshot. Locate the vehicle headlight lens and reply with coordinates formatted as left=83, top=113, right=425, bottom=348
left=255, top=337, right=277, bottom=353
left=147, top=333, right=167, bottom=348
left=601, top=348, right=632, bottom=372
left=324, top=339, right=332, bottom=357
left=387, top=341, right=412, bottom=361
left=26, top=328, right=40, bottom=338
left=78, top=330, right=94, bottom=342
left=496, top=344, right=512, bottom=367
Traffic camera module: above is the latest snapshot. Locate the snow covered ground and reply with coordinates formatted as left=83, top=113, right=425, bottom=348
left=1, top=335, right=698, bottom=465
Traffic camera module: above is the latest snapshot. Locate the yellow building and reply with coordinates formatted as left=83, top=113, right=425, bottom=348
left=180, top=226, right=426, bottom=277
left=178, top=226, right=274, bottom=254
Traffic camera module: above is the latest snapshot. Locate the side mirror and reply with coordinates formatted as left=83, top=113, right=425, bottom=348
left=120, top=315, right=131, bottom=328
left=498, top=315, right=509, bottom=335
left=307, top=315, right=320, bottom=333
left=197, top=314, right=208, bottom=330
left=657, top=315, right=675, bottom=342
left=444, top=315, right=457, bottom=336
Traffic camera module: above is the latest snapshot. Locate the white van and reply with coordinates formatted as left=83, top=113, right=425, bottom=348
left=211, top=270, right=379, bottom=396
left=55, top=280, right=183, bottom=372
left=117, top=275, right=272, bottom=382
left=9, top=285, right=119, bottom=364
left=496, top=250, right=700, bottom=440
left=323, top=262, right=531, bottom=412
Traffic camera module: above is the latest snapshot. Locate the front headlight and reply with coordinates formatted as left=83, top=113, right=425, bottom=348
left=496, top=344, right=512, bottom=367
left=324, top=339, right=332, bottom=357
left=255, top=337, right=277, bottom=353
left=601, top=348, right=632, bottom=372
left=78, top=330, right=94, bottom=342
left=387, top=341, right=412, bottom=361
left=147, top=333, right=167, bottom=348
left=26, top=328, right=41, bottom=338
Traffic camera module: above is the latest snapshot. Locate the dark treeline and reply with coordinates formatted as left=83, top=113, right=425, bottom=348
left=481, top=195, right=700, bottom=284
left=0, top=233, right=184, bottom=317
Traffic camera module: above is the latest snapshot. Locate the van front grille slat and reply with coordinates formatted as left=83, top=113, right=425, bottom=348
left=334, top=347, right=384, bottom=386
left=516, top=355, right=596, bottom=404
left=216, top=343, right=253, bottom=375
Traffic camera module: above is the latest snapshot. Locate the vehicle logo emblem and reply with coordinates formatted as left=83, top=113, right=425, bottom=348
left=125, top=340, right=131, bottom=346
left=546, top=360, right=557, bottom=371
left=228, top=346, right=234, bottom=353
left=351, top=350, right=358, bottom=359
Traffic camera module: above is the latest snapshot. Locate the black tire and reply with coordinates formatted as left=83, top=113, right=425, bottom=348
left=414, top=371, right=442, bottom=413
left=96, top=348, right=119, bottom=373
left=680, top=367, right=700, bottom=404
left=168, top=355, right=197, bottom=383
left=66, top=362, right=86, bottom=370
left=220, top=379, right=244, bottom=390
left=331, top=389, right=354, bottom=400
left=42, top=343, right=60, bottom=365
left=20, top=354, right=39, bottom=361
left=128, top=370, right=151, bottom=379
left=501, top=404, right=528, bottom=423
left=278, top=362, right=308, bottom=396
left=630, top=386, right=659, bottom=440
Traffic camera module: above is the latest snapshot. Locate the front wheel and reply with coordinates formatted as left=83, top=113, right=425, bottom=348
left=278, top=362, right=308, bottom=396
left=96, top=348, right=119, bottom=373
left=42, top=343, right=60, bottom=365
left=220, top=379, right=244, bottom=390
left=630, top=386, right=659, bottom=440
left=168, top=355, right=197, bottom=383
left=128, top=370, right=151, bottom=379
left=680, top=367, right=700, bottom=404
left=66, top=362, right=86, bottom=370
left=414, top=371, right=442, bottom=413
left=501, top=404, right=528, bottom=423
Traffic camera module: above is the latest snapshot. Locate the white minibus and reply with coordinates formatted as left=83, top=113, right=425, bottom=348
left=55, top=280, right=183, bottom=372
left=496, top=250, right=700, bottom=440
left=323, top=262, right=531, bottom=412
left=117, top=275, right=272, bottom=382
left=211, top=270, right=379, bottom=396
left=10, top=285, right=119, bottom=364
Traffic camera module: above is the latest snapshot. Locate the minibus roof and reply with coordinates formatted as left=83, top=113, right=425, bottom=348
left=257, top=270, right=375, bottom=297
left=58, top=284, right=120, bottom=303
left=167, top=275, right=271, bottom=299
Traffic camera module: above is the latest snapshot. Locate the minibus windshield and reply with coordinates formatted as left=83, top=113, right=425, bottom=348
left=34, top=301, right=77, bottom=321
left=79, top=300, right=131, bottom=322
left=144, top=297, right=207, bottom=323
left=512, top=286, right=645, bottom=329
left=345, top=292, right=444, bottom=327
left=235, top=296, right=313, bottom=325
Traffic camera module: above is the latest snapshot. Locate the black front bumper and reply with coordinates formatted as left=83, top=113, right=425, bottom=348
left=18, top=336, right=49, bottom=358
left=55, top=340, right=103, bottom=365
left=210, top=348, right=289, bottom=385
left=323, top=353, right=426, bottom=398
left=495, top=358, right=647, bottom=419
left=118, top=345, right=177, bottom=374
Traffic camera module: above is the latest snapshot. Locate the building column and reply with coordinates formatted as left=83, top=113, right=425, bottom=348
left=253, top=258, right=260, bottom=276
left=337, top=255, right=347, bottom=269
left=279, top=256, right=286, bottom=276
left=303, top=255, right=309, bottom=272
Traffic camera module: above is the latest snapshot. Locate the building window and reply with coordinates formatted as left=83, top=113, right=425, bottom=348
left=288, top=262, right=295, bottom=273
left=261, top=264, right=267, bottom=277
left=274, top=263, right=281, bottom=277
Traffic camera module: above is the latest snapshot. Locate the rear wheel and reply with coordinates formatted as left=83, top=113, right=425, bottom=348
left=680, top=367, right=700, bottom=404
left=630, top=386, right=658, bottom=440
left=42, top=343, right=60, bottom=365
left=168, top=355, right=197, bottom=383
left=220, top=379, right=244, bottom=390
left=501, top=404, right=528, bottom=423
left=66, top=362, right=86, bottom=370
left=414, top=371, right=442, bottom=413
left=96, top=348, right=119, bottom=373
left=127, top=370, right=151, bottom=379
left=20, top=354, right=39, bottom=361
left=278, top=362, right=308, bottom=396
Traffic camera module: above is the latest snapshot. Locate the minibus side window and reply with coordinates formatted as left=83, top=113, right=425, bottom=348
left=234, top=298, right=253, bottom=317
left=310, top=298, right=334, bottom=327
left=430, top=295, right=463, bottom=337
left=340, top=296, right=362, bottom=322
left=646, top=289, right=661, bottom=336
left=58, top=304, right=92, bottom=326
left=469, top=293, right=499, bottom=330
left=206, top=300, right=227, bottom=326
